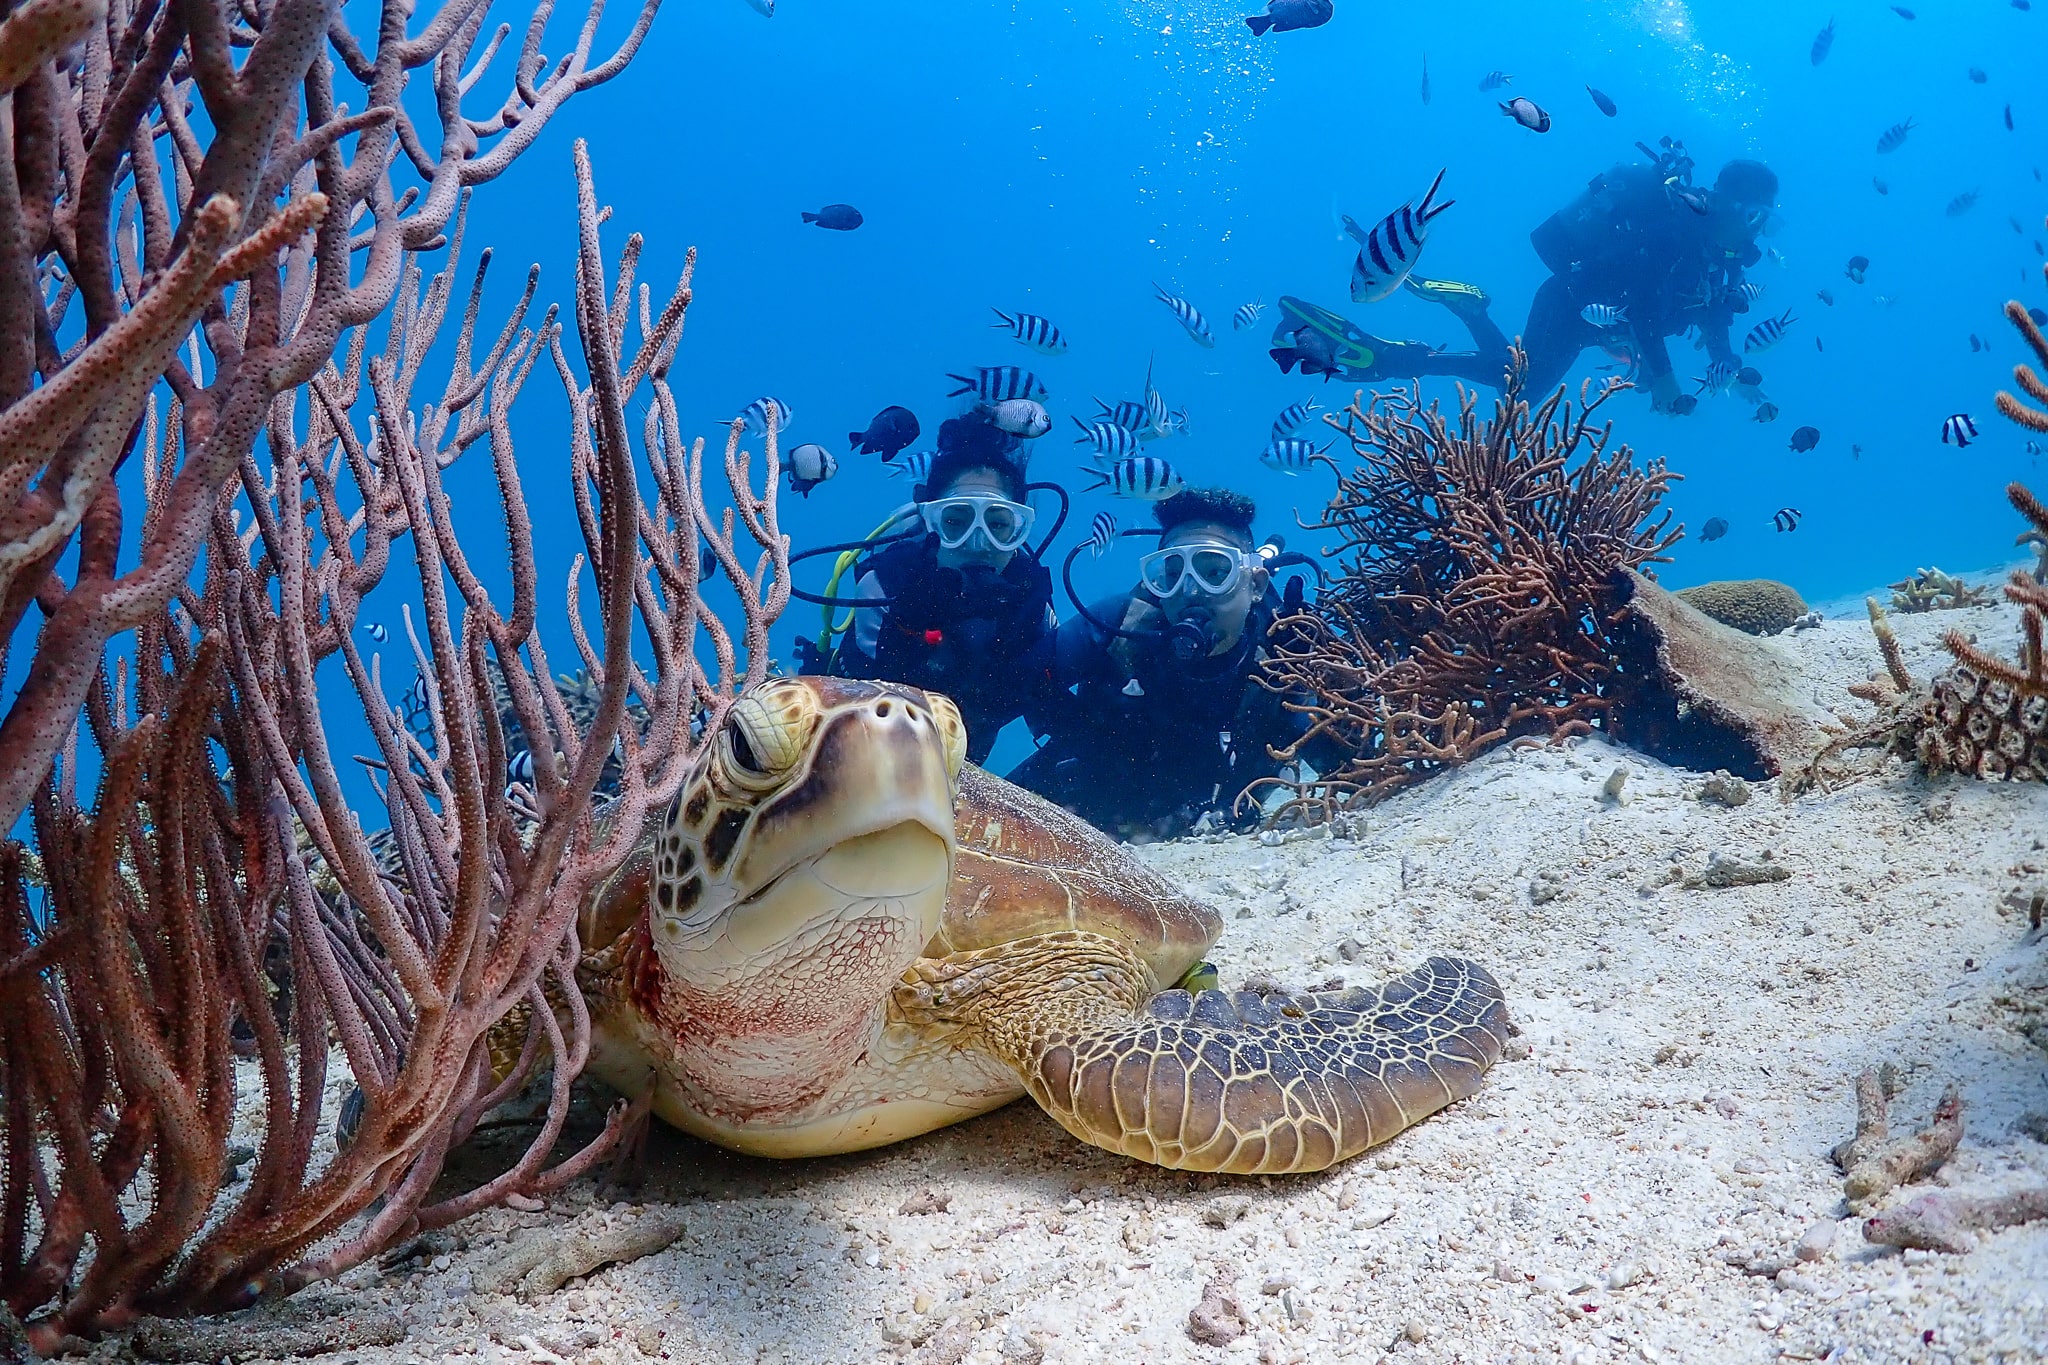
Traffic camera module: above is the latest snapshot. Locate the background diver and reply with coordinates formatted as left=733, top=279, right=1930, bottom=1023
left=1273, top=142, right=1781, bottom=414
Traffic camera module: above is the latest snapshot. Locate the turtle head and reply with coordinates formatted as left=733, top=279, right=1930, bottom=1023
left=637, top=677, right=964, bottom=1117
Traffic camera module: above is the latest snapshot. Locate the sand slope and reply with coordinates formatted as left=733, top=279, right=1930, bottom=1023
left=156, top=595, right=2047, bottom=1365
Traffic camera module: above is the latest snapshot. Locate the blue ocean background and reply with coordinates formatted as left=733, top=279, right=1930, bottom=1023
left=219, top=0, right=2048, bottom=783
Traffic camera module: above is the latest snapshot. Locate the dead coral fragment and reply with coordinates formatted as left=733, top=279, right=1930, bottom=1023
left=1888, top=567, right=1990, bottom=614
left=1863, top=1187, right=2048, bottom=1253
left=1682, top=851, right=1789, bottom=889
left=1831, top=1071, right=1964, bottom=1210
left=1252, top=356, right=1682, bottom=821
left=1186, top=1267, right=1251, bottom=1347
left=477, top=1207, right=690, bottom=1300
left=132, top=1304, right=406, bottom=1363
left=1674, top=579, right=1810, bottom=636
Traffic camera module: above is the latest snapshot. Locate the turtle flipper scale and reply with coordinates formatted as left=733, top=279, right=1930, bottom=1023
left=896, top=933, right=1509, bottom=1175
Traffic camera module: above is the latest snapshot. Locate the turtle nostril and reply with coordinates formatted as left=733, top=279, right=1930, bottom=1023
left=876, top=700, right=893, bottom=718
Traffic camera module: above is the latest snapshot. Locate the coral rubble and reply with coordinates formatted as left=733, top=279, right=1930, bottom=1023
left=1886, top=567, right=1990, bottom=614
left=1674, top=578, right=1811, bottom=635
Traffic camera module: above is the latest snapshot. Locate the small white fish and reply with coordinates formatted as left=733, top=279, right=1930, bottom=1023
left=1772, top=507, right=1803, bottom=533
left=1345, top=168, right=1453, bottom=304
left=1269, top=400, right=1322, bottom=441
left=1232, top=300, right=1265, bottom=332
left=1941, top=412, right=1979, bottom=447
left=363, top=622, right=389, bottom=643
left=735, top=397, right=793, bottom=436
left=1580, top=303, right=1628, bottom=328
left=1073, top=418, right=1143, bottom=460
left=1154, top=283, right=1216, bottom=347
left=991, top=398, right=1051, bottom=438
left=1260, top=438, right=1330, bottom=475
left=1083, top=455, right=1186, bottom=501
left=785, top=442, right=838, bottom=497
left=990, top=309, right=1068, bottom=355
left=1743, top=309, right=1796, bottom=353
left=889, top=451, right=935, bottom=484
left=1085, top=511, right=1120, bottom=558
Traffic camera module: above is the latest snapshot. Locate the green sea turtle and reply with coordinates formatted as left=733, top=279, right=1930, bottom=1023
left=572, top=676, right=1509, bottom=1174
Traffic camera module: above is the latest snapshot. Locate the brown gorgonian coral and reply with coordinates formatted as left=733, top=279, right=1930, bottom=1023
left=1252, top=358, right=1683, bottom=823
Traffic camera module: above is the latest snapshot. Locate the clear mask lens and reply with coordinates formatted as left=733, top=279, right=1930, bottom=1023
left=1138, top=544, right=1246, bottom=598
left=922, top=495, right=1033, bottom=552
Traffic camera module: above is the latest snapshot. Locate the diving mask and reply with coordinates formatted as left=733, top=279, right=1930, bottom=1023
left=1138, top=541, right=1254, bottom=599
left=920, top=494, right=1035, bottom=552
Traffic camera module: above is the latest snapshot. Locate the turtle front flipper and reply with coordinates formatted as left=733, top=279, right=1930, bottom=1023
left=896, top=932, right=1509, bottom=1175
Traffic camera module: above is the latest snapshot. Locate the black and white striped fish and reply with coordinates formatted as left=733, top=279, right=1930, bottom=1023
left=1344, top=168, right=1454, bottom=304
left=887, top=451, right=935, bottom=484
left=1941, top=412, right=1979, bottom=447
left=1743, top=309, right=1796, bottom=354
left=1154, top=284, right=1215, bottom=348
left=1269, top=400, right=1321, bottom=441
left=507, top=749, right=536, bottom=786
left=363, top=622, right=389, bottom=643
left=1232, top=300, right=1265, bottom=331
left=1944, top=189, right=1980, bottom=218
left=990, top=308, right=1068, bottom=355
left=1694, top=358, right=1738, bottom=395
left=1478, top=71, right=1513, bottom=90
left=1260, top=438, right=1330, bottom=475
left=1737, top=280, right=1765, bottom=303
left=1579, top=303, right=1628, bottom=328
left=1081, top=455, right=1186, bottom=501
left=946, top=367, right=1048, bottom=402
left=1772, top=507, right=1803, bottom=533
left=735, top=396, right=794, bottom=436
left=401, top=674, right=431, bottom=720
left=1875, top=117, right=1915, bottom=154
left=1073, top=418, right=1144, bottom=461
left=1085, top=511, right=1120, bottom=558
left=1095, top=398, right=1151, bottom=432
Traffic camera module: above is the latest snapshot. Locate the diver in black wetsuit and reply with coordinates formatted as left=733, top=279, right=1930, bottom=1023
left=826, top=415, right=1061, bottom=765
left=1009, top=488, right=1320, bottom=841
left=1275, top=146, right=1781, bottom=413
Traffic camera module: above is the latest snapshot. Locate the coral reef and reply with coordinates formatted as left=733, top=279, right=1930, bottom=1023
left=1673, top=578, right=1811, bottom=635
left=0, top=142, right=787, bottom=1344
left=1887, top=567, right=1990, bottom=614
left=1253, top=360, right=1684, bottom=819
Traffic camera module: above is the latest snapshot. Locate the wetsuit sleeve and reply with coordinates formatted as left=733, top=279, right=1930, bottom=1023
left=837, top=571, right=888, bottom=671
left=1048, top=594, right=1124, bottom=690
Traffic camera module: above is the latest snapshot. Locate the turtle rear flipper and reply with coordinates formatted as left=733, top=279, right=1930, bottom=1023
left=898, top=934, right=1509, bottom=1175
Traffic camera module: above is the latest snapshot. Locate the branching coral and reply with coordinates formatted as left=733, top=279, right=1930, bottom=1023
left=0, top=0, right=661, bottom=840
left=1252, top=358, right=1682, bottom=821
left=0, top=144, right=784, bottom=1342
left=1888, top=567, right=1990, bottom=614
left=1995, top=296, right=2048, bottom=433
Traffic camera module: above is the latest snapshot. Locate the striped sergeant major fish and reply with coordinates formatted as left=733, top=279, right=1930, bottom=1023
left=887, top=451, right=935, bottom=484
left=1737, top=280, right=1765, bottom=303
left=1743, top=309, right=1797, bottom=353
left=1269, top=400, right=1322, bottom=441
left=1081, top=455, right=1187, bottom=501
left=1085, top=511, right=1120, bottom=558
left=946, top=367, right=1048, bottom=401
left=1232, top=300, right=1265, bottom=331
left=736, top=396, right=794, bottom=436
left=1772, top=507, right=1802, bottom=533
left=990, top=308, right=1068, bottom=355
left=1579, top=303, right=1628, bottom=328
left=1073, top=418, right=1144, bottom=461
left=1875, top=117, right=1915, bottom=154
left=363, top=622, right=389, bottom=643
left=1095, top=398, right=1151, bottom=432
left=1154, top=284, right=1216, bottom=348
left=1693, top=358, right=1738, bottom=395
left=1260, top=437, right=1331, bottom=475
left=1941, top=412, right=1979, bottom=447
left=1478, top=71, right=1513, bottom=90
left=1344, top=168, right=1454, bottom=304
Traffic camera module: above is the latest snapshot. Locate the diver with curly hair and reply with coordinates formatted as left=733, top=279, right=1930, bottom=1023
left=1011, top=486, right=1318, bottom=839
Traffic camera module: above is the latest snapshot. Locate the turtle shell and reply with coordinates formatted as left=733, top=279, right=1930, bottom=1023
left=931, top=765, right=1223, bottom=988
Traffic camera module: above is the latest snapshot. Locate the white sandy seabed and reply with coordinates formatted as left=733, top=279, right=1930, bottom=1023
left=182, top=592, right=2047, bottom=1365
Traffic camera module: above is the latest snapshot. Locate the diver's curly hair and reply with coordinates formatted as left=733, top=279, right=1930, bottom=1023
left=919, top=411, right=1027, bottom=502
left=1155, top=486, right=1257, bottom=544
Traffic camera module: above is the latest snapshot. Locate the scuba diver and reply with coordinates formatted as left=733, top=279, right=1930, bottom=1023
left=1009, top=487, right=1325, bottom=841
left=793, top=409, right=1063, bottom=765
left=1273, top=142, right=1781, bottom=414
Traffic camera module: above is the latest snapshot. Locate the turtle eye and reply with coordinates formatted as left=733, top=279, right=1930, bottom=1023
left=720, top=688, right=811, bottom=787
left=924, top=692, right=967, bottom=781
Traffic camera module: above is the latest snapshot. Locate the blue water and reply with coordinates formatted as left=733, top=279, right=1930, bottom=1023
left=399, top=0, right=2040, bottom=769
